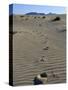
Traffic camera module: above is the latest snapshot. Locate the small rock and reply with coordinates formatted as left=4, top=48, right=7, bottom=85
left=33, top=77, right=43, bottom=85
left=40, top=72, right=47, bottom=78
left=33, top=72, right=48, bottom=85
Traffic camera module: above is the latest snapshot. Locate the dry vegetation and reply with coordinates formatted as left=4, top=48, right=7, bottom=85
left=51, top=16, right=61, bottom=21
left=42, top=16, right=46, bottom=19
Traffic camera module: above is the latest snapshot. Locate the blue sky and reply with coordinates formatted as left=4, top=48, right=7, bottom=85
left=9, top=4, right=66, bottom=15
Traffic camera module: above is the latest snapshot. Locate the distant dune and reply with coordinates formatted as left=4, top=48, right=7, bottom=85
left=25, top=12, right=45, bottom=15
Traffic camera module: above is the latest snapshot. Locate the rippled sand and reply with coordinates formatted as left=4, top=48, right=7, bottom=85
left=10, top=14, right=66, bottom=86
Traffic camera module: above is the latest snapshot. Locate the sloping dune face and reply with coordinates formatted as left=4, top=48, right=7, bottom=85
left=12, top=14, right=66, bottom=85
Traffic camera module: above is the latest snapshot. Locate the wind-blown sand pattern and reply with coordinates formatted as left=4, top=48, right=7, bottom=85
left=11, top=14, right=66, bottom=86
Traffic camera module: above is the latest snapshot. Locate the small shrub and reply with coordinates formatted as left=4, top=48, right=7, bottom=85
left=52, top=17, right=60, bottom=21
left=20, top=15, right=24, bottom=18
left=34, top=17, right=36, bottom=19
left=42, top=16, right=46, bottom=19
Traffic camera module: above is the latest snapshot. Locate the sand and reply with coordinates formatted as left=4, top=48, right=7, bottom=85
left=11, top=14, right=66, bottom=85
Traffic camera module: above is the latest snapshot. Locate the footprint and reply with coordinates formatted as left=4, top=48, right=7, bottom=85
left=51, top=71, right=59, bottom=78
left=40, top=56, right=47, bottom=62
left=43, top=46, right=49, bottom=50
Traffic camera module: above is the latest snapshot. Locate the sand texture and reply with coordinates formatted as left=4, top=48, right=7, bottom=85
left=11, top=14, right=66, bottom=86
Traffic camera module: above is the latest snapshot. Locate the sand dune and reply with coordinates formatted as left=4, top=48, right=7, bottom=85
left=10, top=14, right=66, bottom=85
